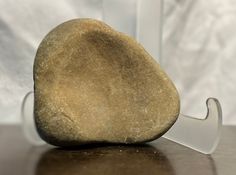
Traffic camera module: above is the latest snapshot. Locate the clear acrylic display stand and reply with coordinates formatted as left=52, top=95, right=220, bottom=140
left=163, top=98, right=222, bottom=154
left=21, top=92, right=222, bottom=154
left=20, top=0, right=222, bottom=154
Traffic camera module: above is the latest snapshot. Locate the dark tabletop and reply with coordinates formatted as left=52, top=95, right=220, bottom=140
left=0, top=125, right=235, bottom=175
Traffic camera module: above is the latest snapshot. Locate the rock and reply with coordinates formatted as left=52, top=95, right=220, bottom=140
left=34, top=19, right=180, bottom=146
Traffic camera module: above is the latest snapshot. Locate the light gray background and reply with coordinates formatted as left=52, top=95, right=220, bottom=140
left=0, top=0, right=235, bottom=124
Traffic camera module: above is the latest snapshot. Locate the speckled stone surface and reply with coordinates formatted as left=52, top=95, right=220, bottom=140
left=33, top=19, right=180, bottom=146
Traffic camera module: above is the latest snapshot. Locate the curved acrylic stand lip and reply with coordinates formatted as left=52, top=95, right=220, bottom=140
left=21, top=91, right=222, bottom=154
left=162, top=98, right=222, bottom=154
left=21, top=91, right=46, bottom=146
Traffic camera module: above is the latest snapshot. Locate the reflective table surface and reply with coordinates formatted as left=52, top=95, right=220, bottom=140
left=0, top=125, right=235, bottom=175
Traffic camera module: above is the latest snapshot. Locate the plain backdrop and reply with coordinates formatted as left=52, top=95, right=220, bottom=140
left=0, top=0, right=235, bottom=124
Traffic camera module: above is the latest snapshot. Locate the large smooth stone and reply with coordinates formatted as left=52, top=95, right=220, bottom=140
left=34, top=19, right=180, bottom=146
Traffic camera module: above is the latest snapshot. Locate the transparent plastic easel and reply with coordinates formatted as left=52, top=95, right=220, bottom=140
left=21, top=0, right=222, bottom=154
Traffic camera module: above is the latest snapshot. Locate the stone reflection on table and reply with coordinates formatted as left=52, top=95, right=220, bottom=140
left=36, top=145, right=174, bottom=175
